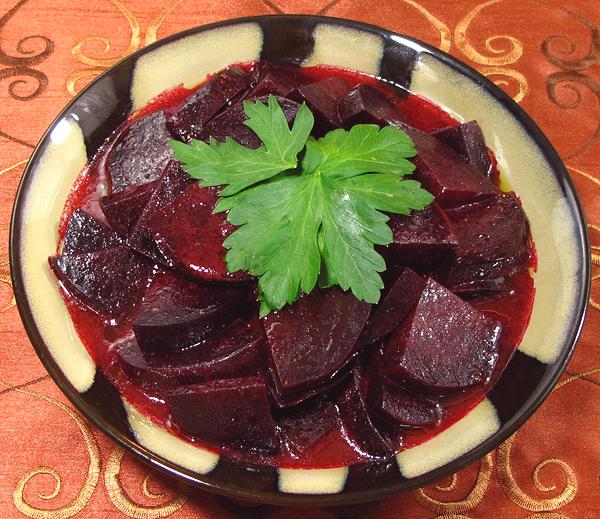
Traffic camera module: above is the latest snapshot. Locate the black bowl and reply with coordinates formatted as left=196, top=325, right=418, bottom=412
left=9, top=15, right=590, bottom=506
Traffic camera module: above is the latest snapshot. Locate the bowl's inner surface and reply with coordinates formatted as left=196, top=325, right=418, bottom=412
left=11, top=16, right=588, bottom=505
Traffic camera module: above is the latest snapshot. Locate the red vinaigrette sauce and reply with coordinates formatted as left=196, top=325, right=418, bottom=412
left=57, top=62, right=535, bottom=469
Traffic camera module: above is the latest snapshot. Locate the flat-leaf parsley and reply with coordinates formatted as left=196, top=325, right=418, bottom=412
left=170, top=95, right=433, bottom=315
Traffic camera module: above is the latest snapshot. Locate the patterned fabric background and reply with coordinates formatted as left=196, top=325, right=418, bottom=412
left=0, top=0, right=598, bottom=517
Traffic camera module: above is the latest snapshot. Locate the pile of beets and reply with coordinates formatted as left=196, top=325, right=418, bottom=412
left=50, top=62, right=530, bottom=459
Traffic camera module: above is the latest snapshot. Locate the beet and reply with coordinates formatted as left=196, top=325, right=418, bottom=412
left=132, top=270, right=251, bottom=353
left=167, top=68, right=251, bottom=142
left=433, top=121, right=492, bottom=178
left=107, top=110, right=174, bottom=192
left=360, top=268, right=426, bottom=345
left=337, top=84, right=407, bottom=128
left=200, top=95, right=300, bottom=148
left=117, top=318, right=266, bottom=386
left=337, top=372, right=395, bottom=458
left=165, top=376, right=279, bottom=453
left=127, top=160, right=194, bottom=265
left=147, top=183, right=250, bottom=282
left=269, top=363, right=352, bottom=409
left=277, top=398, right=339, bottom=456
left=100, top=181, right=156, bottom=236
left=248, top=64, right=298, bottom=98
left=264, top=288, right=370, bottom=395
left=369, top=377, right=441, bottom=428
left=408, top=129, right=498, bottom=207
left=383, top=277, right=501, bottom=392
left=49, top=245, right=151, bottom=316
left=385, top=203, right=457, bottom=267
left=62, top=209, right=123, bottom=255
left=291, top=77, right=352, bottom=134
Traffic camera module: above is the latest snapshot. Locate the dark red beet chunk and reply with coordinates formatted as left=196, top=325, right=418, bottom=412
left=117, top=318, right=266, bottom=386
left=133, top=270, right=251, bottom=353
left=337, top=84, right=407, bottom=128
left=127, top=161, right=193, bottom=265
left=49, top=245, right=150, bottom=316
left=360, top=268, right=426, bottom=345
left=147, top=183, right=250, bottom=282
left=248, top=63, right=298, bottom=98
left=444, top=192, right=530, bottom=292
left=62, top=209, right=123, bottom=255
left=107, top=110, right=174, bottom=192
left=200, top=95, right=300, bottom=148
left=277, top=398, right=339, bottom=456
left=369, top=377, right=441, bottom=428
left=292, top=77, right=352, bottom=134
left=337, top=372, right=395, bottom=458
left=165, top=376, right=279, bottom=453
left=264, top=288, right=370, bottom=395
left=433, top=121, right=493, bottom=178
left=269, top=363, right=352, bottom=409
left=386, top=203, right=457, bottom=267
left=383, top=278, right=501, bottom=392
left=167, top=68, right=251, bottom=142
left=100, top=182, right=156, bottom=237
left=409, top=129, right=498, bottom=207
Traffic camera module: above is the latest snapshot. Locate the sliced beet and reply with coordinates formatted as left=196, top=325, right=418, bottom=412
left=107, top=110, right=174, bottom=192
left=49, top=245, right=151, bottom=316
left=337, top=372, right=396, bottom=458
left=369, top=377, right=441, bottom=428
left=127, top=160, right=193, bottom=265
left=264, top=288, right=370, bottom=395
left=147, top=183, right=250, bottom=282
left=383, top=277, right=501, bottom=392
left=62, top=209, right=123, bottom=255
left=167, top=68, right=251, bottom=142
left=200, top=95, right=300, bottom=148
left=386, top=203, right=457, bottom=267
left=100, top=181, right=156, bottom=237
left=132, top=270, right=251, bottom=353
left=277, top=398, right=339, bottom=456
left=360, top=268, right=426, bottom=345
left=269, top=362, right=352, bottom=409
left=117, top=318, right=266, bottom=386
left=291, top=77, right=353, bottom=135
left=337, top=84, right=407, bottom=128
left=165, top=376, right=279, bottom=453
left=408, top=129, right=498, bottom=207
left=248, top=64, right=298, bottom=98
left=433, top=121, right=492, bottom=178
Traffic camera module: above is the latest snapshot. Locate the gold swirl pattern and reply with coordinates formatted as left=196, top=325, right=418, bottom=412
left=588, top=223, right=600, bottom=312
left=493, top=370, right=600, bottom=511
left=543, top=10, right=600, bottom=159
left=400, top=0, right=451, bottom=53
left=0, top=379, right=101, bottom=518
left=454, top=0, right=527, bottom=103
left=415, top=453, right=493, bottom=513
left=105, top=446, right=187, bottom=518
left=67, top=0, right=184, bottom=95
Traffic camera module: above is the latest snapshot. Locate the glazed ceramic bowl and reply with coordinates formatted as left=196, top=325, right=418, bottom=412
left=10, top=15, right=590, bottom=506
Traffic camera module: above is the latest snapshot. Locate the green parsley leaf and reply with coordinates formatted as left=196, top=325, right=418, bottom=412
left=170, top=95, right=314, bottom=196
left=171, top=96, right=434, bottom=314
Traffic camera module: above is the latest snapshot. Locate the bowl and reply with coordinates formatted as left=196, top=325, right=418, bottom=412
left=9, top=14, right=590, bottom=506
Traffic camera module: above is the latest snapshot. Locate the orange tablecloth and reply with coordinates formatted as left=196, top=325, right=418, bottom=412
left=1, top=0, right=599, bottom=517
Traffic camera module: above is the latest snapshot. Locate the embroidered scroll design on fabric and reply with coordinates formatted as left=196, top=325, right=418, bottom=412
left=105, top=446, right=187, bottom=518
left=0, top=379, right=101, bottom=518
left=454, top=0, right=527, bottom=102
left=543, top=9, right=600, bottom=160
left=415, top=453, right=494, bottom=514
left=67, top=0, right=183, bottom=95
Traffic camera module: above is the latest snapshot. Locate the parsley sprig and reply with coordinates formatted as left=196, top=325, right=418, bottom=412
left=171, top=95, right=433, bottom=315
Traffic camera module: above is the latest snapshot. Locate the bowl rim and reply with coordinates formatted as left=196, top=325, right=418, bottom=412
left=9, top=13, right=591, bottom=507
